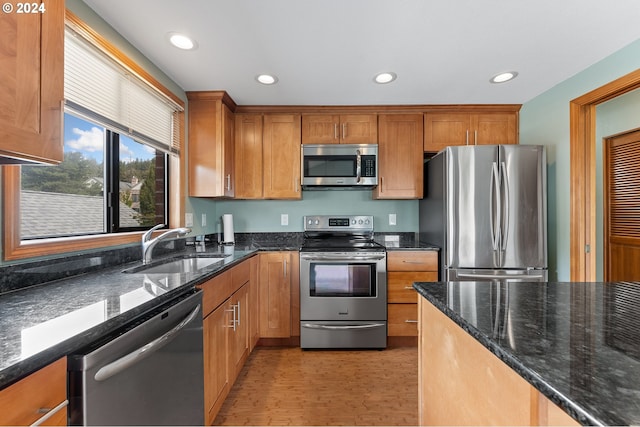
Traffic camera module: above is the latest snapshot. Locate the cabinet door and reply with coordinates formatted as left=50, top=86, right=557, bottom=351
left=235, top=114, right=263, bottom=198
left=302, top=114, right=377, bottom=144
left=0, top=0, right=64, bottom=164
left=374, top=114, right=424, bottom=199
left=258, top=252, right=292, bottom=338
left=249, top=256, right=260, bottom=350
left=187, top=92, right=235, bottom=198
left=222, top=105, right=235, bottom=197
left=472, top=113, right=518, bottom=145
left=263, top=114, right=302, bottom=199
left=424, top=112, right=471, bottom=153
left=229, top=283, right=250, bottom=383
left=301, top=115, right=340, bottom=144
left=203, top=300, right=231, bottom=425
left=340, top=114, right=378, bottom=144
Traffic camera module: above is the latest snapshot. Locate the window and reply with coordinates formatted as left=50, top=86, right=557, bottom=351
left=20, top=113, right=168, bottom=240
left=2, top=12, right=184, bottom=261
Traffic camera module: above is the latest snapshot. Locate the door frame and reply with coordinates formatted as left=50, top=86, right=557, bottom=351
left=570, top=68, right=640, bottom=281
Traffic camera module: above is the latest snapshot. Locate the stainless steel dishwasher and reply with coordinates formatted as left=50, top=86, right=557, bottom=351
left=68, top=290, right=204, bottom=426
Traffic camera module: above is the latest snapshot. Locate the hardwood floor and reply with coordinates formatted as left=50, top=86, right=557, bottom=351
left=214, top=346, right=418, bottom=426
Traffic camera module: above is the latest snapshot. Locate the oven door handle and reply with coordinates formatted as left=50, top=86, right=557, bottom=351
left=300, top=254, right=386, bottom=262
left=301, top=323, right=386, bottom=330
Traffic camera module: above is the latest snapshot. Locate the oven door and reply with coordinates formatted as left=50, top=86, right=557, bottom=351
left=299, top=252, right=387, bottom=321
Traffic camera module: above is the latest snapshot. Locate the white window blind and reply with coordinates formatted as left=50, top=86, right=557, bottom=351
left=64, top=26, right=182, bottom=155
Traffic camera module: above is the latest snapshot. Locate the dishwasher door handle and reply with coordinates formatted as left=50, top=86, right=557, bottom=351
left=94, top=304, right=201, bottom=382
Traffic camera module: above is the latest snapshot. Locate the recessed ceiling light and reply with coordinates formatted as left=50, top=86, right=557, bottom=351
left=256, top=74, right=278, bottom=85
left=374, top=72, right=397, bottom=84
left=167, top=32, right=197, bottom=50
left=490, top=71, right=518, bottom=84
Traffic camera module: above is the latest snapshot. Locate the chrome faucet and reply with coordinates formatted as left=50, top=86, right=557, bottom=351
left=142, top=224, right=191, bottom=265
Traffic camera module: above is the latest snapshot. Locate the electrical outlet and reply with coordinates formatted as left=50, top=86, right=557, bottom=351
left=185, top=213, right=193, bottom=227
left=281, top=214, right=289, bottom=226
left=389, top=213, right=397, bottom=226
left=201, top=213, right=207, bottom=227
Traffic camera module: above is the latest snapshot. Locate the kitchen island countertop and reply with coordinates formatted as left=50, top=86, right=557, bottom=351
left=413, top=280, right=640, bottom=426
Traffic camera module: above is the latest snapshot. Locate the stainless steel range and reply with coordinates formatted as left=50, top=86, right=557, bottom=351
left=299, top=215, right=387, bottom=349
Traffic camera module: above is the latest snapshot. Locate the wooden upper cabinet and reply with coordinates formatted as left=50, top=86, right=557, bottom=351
left=374, top=114, right=424, bottom=199
left=234, top=114, right=263, bottom=199
left=187, top=91, right=236, bottom=198
left=0, top=0, right=64, bottom=164
left=424, top=111, right=518, bottom=152
left=301, top=114, right=377, bottom=144
left=263, top=114, right=302, bottom=199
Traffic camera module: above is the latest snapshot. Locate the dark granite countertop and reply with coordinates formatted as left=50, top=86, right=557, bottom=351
left=413, top=281, right=640, bottom=426
left=0, top=245, right=257, bottom=390
left=0, top=230, right=434, bottom=391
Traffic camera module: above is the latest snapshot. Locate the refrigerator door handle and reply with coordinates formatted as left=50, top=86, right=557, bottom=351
left=490, top=162, right=501, bottom=251
left=456, top=272, right=546, bottom=280
left=500, top=161, right=509, bottom=251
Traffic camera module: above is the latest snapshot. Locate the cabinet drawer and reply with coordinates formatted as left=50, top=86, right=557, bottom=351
left=388, top=303, right=418, bottom=337
left=199, top=269, right=233, bottom=317
left=231, top=259, right=251, bottom=288
left=388, top=271, right=437, bottom=303
left=0, top=358, right=67, bottom=426
left=387, top=251, right=438, bottom=271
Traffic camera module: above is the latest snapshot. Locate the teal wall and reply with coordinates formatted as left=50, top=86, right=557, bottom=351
left=520, top=39, right=640, bottom=281
left=211, top=192, right=418, bottom=233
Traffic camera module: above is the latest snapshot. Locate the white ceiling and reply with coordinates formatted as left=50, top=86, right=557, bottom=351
left=82, top=0, right=640, bottom=106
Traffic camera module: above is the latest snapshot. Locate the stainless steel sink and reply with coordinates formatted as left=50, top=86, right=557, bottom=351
left=123, top=255, right=228, bottom=274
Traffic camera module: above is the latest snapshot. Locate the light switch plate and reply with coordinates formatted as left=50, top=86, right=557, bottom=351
left=281, top=214, right=289, bottom=226
left=201, top=213, right=207, bottom=227
left=185, top=213, right=194, bottom=227
left=389, top=213, right=397, bottom=225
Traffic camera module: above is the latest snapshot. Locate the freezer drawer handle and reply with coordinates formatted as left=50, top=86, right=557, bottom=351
left=94, top=303, right=201, bottom=382
left=456, top=272, right=545, bottom=280
left=301, top=323, right=385, bottom=330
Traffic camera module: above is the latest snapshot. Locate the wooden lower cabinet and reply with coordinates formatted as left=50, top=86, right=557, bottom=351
left=387, top=251, right=438, bottom=338
left=199, top=257, right=255, bottom=425
left=229, top=283, right=250, bottom=383
left=249, top=255, right=260, bottom=350
left=0, top=358, right=67, bottom=426
left=418, top=299, right=579, bottom=426
left=258, top=251, right=299, bottom=339
left=203, top=298, right=232, bottom=425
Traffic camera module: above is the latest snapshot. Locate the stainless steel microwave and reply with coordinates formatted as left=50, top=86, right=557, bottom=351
left=301, top=144, right=378, bottom=189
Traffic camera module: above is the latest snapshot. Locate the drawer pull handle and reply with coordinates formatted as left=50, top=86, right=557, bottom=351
left=405, top=320, right=418, bottom=324
left=32, top=400, right=68, bottom=426
left=402, top=260, right=425, bottom=264
left=403, top=286, right=415, bottom=290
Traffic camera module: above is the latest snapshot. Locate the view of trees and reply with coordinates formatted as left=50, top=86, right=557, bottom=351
left=22, top=151, right=158, bottom=227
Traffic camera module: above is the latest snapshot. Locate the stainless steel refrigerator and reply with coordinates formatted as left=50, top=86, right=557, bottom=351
left=419, top=145, right=547, bottom=282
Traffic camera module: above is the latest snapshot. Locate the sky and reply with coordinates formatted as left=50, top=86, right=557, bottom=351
left=64, top=113, right=156, bottom=164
